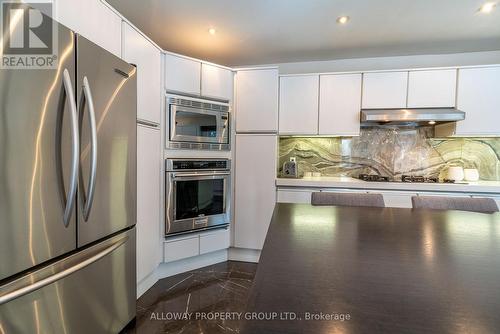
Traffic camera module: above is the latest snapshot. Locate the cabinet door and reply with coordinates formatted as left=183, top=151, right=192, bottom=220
left=279, top=75, right=319, bottom=134
left=456, top=67, right=500, bottom=136
left=276, top=189, right=312, bottom=204
left=201, top=63, right=234, bottom=101
left=137, top=125, right=161, bottom=282
left=362, top=72, right=408, bottom=109
left=319, top=73, right=362, bottom=136
left=234, top=135, right=277, bottom=250
left=235, top=69, right=278, bottom=133
left=164, top=53, right=201, bottom=95
left=122, top=22, right=162, bottom=124
left=55, top=0, right=121, bottom=57
left=407, top=69, right=457, bottom=108
left=199, top=229, right=230, bottom=254
left=163, top=236, right=199, bottom=263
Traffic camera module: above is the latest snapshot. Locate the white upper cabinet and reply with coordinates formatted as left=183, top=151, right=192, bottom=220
left=407, top=69, right=457, bottom=108
left=235, top=69, right=279, bottom=133
left=201, top=64, right=234, bottom=101
left=455, top=67, right=500, bottom=136
left=164, top=53, right=201, bottom=96
left=55, top=0, right=121, bottom=57
left=319, top=73, right=362, bottom=136
left=362, top=71, right=408, bottom=109
left=122, top=22, right=162, bottom=124
left=279, top=75, right=319, bottom=134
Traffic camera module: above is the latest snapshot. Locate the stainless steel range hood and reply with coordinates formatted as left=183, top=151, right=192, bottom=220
left=361, top=108, right=465, bottom=126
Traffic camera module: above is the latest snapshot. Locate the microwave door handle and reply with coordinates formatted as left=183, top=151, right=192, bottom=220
left=60, top=69, right=79, bottom=228
left=78, top=76, right=98, bottom=221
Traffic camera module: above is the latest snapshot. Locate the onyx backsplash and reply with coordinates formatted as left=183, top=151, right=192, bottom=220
left=278, top=127, right=500, bottom=181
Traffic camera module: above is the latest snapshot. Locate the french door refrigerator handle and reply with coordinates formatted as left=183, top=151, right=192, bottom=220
left=78, top=76, right=97, bottom=221
left=0, top=234, right=128, bottom=305
left=62, top=68, right=79, bottom=228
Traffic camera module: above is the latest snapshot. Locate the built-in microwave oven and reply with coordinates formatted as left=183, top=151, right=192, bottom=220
left=165, top=159, right=231, bottom=236
left=166, top=96, right=230, bottom=151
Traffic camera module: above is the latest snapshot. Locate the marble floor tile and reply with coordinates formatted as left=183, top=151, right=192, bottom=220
left=123, top=261, right=257, bottom=334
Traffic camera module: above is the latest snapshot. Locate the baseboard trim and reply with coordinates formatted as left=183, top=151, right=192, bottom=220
left=228, top=247, right=261, bottom=263
left=137, top=269, right=159, bottom=298
left=156, top=249, right=228, bottom=280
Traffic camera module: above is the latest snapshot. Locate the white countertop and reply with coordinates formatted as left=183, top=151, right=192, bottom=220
left=276, top=176, right=500, bottom=194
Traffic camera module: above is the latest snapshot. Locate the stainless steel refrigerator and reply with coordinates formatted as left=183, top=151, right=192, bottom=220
left=0, top=17, right=137, bottom=334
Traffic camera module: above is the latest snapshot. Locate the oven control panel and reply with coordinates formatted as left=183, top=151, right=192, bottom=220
left=166, top=159, right=231, bottom=171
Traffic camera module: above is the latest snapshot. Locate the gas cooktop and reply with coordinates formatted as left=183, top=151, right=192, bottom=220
left=358, top=174, right=456, bottom=183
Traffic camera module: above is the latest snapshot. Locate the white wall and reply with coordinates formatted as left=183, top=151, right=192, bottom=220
left=242, top=50, right=500, bottom=75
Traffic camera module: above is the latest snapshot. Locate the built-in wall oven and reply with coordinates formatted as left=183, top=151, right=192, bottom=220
left=165, top=159, right=231, bottom=236
left=167, top=96, right=230, bottom=150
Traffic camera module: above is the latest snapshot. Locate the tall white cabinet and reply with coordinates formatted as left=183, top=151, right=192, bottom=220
left=235, top=69, right=279, bottom=133
left=136, top=125, right=161, bottom=284
left=55, top=0, right=122, bottom=57
left=234, top=135, right=277, bottom=250
left=234, top=68, right=279, bottom=251
left=122, top=22, right=162, bottom=124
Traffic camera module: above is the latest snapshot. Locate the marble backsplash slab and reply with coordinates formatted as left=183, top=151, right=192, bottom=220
left=278, top=127, right=500, bottom=181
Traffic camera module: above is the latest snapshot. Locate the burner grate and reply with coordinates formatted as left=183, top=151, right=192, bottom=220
left=401, top=175, right=439, bottom=183
left=358, top=174, right=390, bottom=182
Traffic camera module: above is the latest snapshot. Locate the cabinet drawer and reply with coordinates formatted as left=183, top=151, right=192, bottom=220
left=199, top=229, right=230, bottom=255
left=164, top=236, right=199, bottom=263
left=277, top=189, right=312, bottom=204
left=381, top=192, right=416, bottom=208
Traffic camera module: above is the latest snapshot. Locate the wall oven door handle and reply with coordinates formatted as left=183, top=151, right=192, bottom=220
left=78, top=76, right=98, bottom=222
left=61, top=68, right=79, bottom=228
left=172, top=172, right=230, bottom=178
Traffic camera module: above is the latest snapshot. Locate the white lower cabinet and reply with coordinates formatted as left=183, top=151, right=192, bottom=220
left=136, top=125, right=161, bottom=283
left=164, top=235, right=199, bottom=263
left=200, top=230, right=230, bottom=254
left=277, top=189, right=313, bottom=204
left=378, top=191, right=416, bottom=208
left=163, top=228, right=230, bottom=263
left=234, top=135, right=277, bottom=250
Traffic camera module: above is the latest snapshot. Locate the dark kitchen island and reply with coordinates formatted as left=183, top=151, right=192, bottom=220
left=242, top=203, right=500, bottom=334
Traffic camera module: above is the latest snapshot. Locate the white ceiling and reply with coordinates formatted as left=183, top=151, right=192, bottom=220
left=107, top=0, right=500, bottom=66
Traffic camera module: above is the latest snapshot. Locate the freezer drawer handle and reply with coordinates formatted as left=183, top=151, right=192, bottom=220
left=78, top=76, right=98, bottom=221
left=0, top=234, right=128, bottom=305
left=61, top=68, right=79, bottom=228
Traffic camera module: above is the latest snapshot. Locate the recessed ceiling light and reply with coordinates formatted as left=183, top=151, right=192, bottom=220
left=428, top=120, right=436, bottom=125
left=337, top=16, right=350, bottom=24
left=478, top=2, right=496, bottom=13
left=208, top=27, right=216, bottom=35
